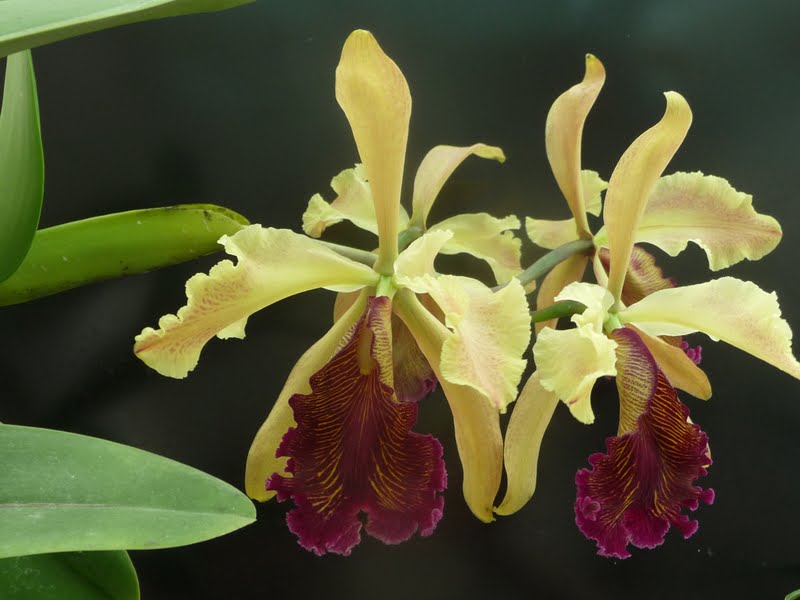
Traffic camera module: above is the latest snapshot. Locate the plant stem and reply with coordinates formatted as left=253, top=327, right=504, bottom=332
left=516, top=238, right=594, bottom=289
left=530, top=300, right=587, bottom=323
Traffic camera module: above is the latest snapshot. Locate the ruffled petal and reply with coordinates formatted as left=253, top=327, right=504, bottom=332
left=336, top=30, right=411, bottom=271
left=545, top=54, right=606, bottom=236
left=268, top=296, right=446, bottom=555
left=582, top=169, right=608, bottom=216
left=495, top=372, right=560, bottom=515
left=399, top=274, right=530, bottom=412
left=430, top=213, right=522, bottom=284
left=619, top=276, right=800, bottom=380
left=632, top=172, right=780, bottom=270
left=525, top=217, right=580, bottom=250
left=534, top=254, right=588, bottom=333
left=394, top=291, right=503, bottom=522
left=245, top=291, right=369, bottom=501
left=302, top=164, right=410, bottom=238
left=410, top=143, right=506, bottom=229
left=534, top=325, right=618, bottom=424
left=603, top=92, right=692, bottom=306
left=134, top=226, right=378, bottom=378
left=575, top=327, right=713, bottom=559
left=595, top=246, right=675, bottom=307
left=633, top=327, right=711, bottom=400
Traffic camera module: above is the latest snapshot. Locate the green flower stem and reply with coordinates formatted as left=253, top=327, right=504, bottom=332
left=516, top=238, right=595, bottom=290
left=398, top=225, right=423, bottom=252
left=530, top=300, right=587, bottom=324
left=318, top=240, right=377, bottom=267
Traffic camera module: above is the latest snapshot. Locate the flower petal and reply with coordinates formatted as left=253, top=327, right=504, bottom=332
left=302, top=164, right=410, bottom=238
left=582, top=169, right=608, bottom=216
left=525, top=217, right=580, bottom=250
left=545, top=54, right=606, bottom=236
left=619, top=276, right=800, bottom=380
left=394, top=229, right=453, bottom=279
left=401, top=275, right=530, bottom=411
left=633, top=326, right=711, bottom=400
left=410, top=143, right=506, bottom=229
left=632, top=172, right=780, bottom=270
left=394, top=291, right=502, bottom=522
left=430, top=213, right=522, bottom=284
left=245, top=291, right=368, bottom=501
left=267, top=296, right=446, bottom=555
left=534, top=254, right=588, bottom=333
left=603, top=92, right=692, bottom=307
left=495, top=372, right=560, bottom=516
left=534, top=326, right=618, bottom=424
left=134, top=226, right=378, bottom=378
left=336, top=30, right=411, bottom=271
left=555, top=281, right=615, bottom=331
left=575, top=327, right=713, bottom=559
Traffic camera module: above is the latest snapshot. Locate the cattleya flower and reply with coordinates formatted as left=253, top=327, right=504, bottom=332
left=498, top=56, right=799, bottom=559
left=133, top=30, right=531, bottom=556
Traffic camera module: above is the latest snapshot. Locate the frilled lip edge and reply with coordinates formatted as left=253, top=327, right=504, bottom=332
left=267, top=296, right=447, bottom=556
left=574, top=326, right=714, bottom=559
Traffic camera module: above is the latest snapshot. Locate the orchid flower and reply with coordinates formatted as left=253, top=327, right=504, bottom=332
left=525, top=54, right=782, bottom=326
left=133, top=30, right=531, bottom=556
left=499, top=59, right=800, bottom=559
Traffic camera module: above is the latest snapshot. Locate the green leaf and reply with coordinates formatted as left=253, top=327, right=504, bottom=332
left=0, top=204, right=249, bottom=306
left=0, top=551, right=139, bottom=600
left=0, top=424, right=256, bottom=558
left=0, top=0, right=254, bottom=58
left=0, top=50, right=44, bottom=282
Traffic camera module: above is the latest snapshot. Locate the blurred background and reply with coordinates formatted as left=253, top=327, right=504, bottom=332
left=2, top=0, right=799, bottom=598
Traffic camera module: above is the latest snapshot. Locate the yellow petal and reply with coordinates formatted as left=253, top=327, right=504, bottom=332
left=555, top=281, right=615, bottom=331
left=525, top=217, right=580, bottom=250
left=336, top=30, right=411, bottom=272
left=245, top=292, right=368, bottom=501
left=633, top=326, right=712, bottom=399
left=431, top=213, right=522, bottom=284
left=619, top=277, right=800, bottom=380
left=394, top=229, right=453, bottom=279
left=534, top=254, right=588, bottom=333
left=332, top=290, right=361, bottom=322
left=410, top=143, right=506, bottom=229
left=603, top=92, right=692, bottom=307
left=495, top=372, right=560, bottom=515
left=302, top=164, right=411, bottom=238
left=632, top=172, right=780, bottom=270
left=393, top=291, right=503, bottom=522
left=534, top=325, right=618, bottom=424
left=545, top=54, right=605, bottom=236
left=582, top=169, right=608, bottom=216
left=403, top=275, right=530, bottom=411
left=133, top=226, right=378, bottom=378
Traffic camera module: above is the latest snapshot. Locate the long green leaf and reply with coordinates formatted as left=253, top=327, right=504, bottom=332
left=0, top=551, right=139, bottom=600
left=0, top=50, right=44, bottom=282
left=0, top=425, right=256, bottom=558
left=0, top=204, right=248, bottom=306
left=0, top=0, right=254, bottom=58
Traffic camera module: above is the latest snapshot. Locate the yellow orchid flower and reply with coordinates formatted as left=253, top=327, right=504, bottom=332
left=500, top=67, right=800, bottom=560
left=133, top=30, right=531, bottom=556
left=525, top=54, right=781, bottom=324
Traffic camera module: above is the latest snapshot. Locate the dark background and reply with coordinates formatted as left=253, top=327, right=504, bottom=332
left=2, top=1, right=799, bottom=598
